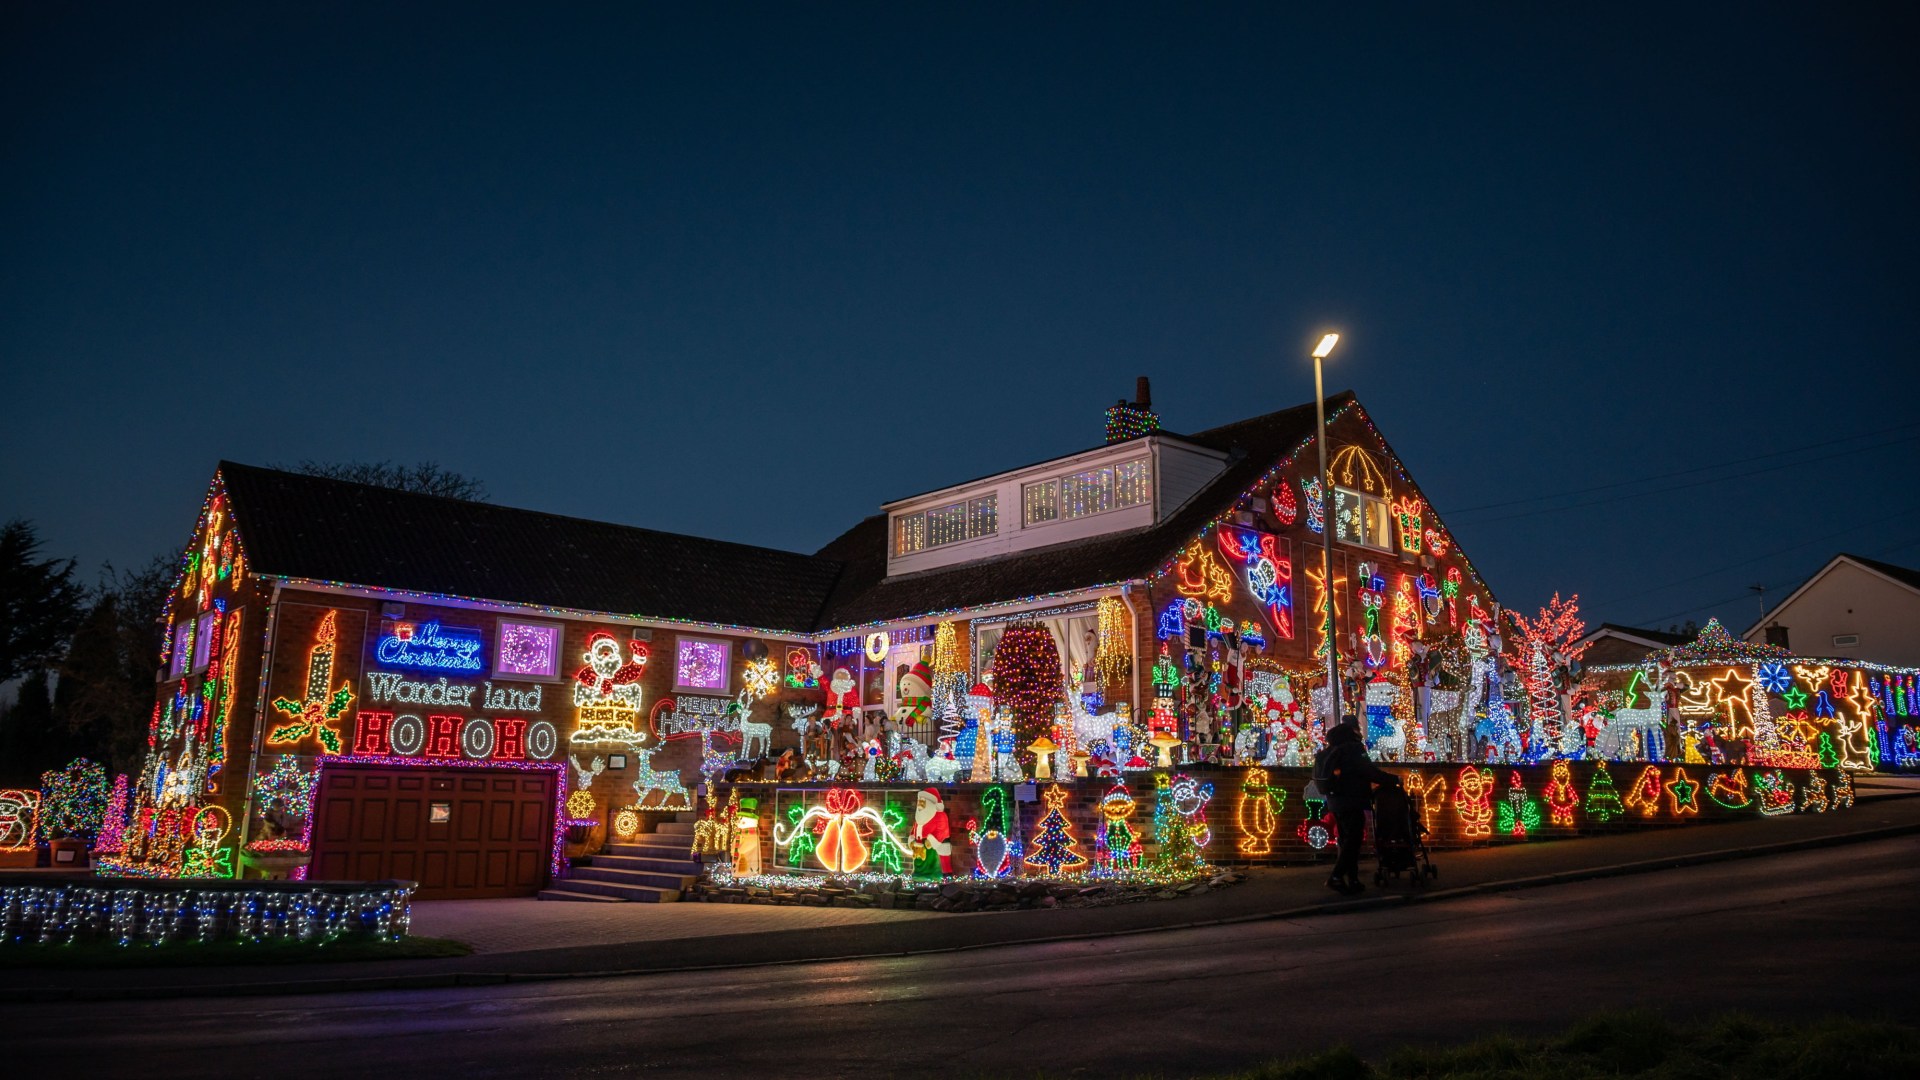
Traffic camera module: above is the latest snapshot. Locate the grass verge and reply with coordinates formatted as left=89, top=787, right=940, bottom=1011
left=0, top=935, right=472, bottom=969
left=1189, top=1010, right=1920, bottom=1080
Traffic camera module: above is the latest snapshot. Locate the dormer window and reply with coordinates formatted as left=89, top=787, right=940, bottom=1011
left=895, top=495, right=998, bottom=554
left=1022, top=457, right=1152, bottom=527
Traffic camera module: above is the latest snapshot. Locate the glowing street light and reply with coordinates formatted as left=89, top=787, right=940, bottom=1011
left=1311, top=331, right=1342, bottom=728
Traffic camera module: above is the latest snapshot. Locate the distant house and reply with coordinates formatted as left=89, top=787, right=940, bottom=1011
left=1745, top=553, right=1920, bottom=667
left=1575, top=623, right=1694, bottom=667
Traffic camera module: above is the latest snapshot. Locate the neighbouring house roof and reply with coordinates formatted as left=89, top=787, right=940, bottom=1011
left=213, top=388, right=1474, bottom=636
left=217, top=461, right=844, bottom=634
left=1745, top=552, right=1920, bottom=637
left=1579, top=623, right=1695, bottom=650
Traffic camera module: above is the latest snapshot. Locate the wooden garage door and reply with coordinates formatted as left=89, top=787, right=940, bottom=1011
left=310, top=764, right=555, bottom=900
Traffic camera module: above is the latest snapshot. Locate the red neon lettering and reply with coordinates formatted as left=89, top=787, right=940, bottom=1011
left=493, top=716, right=527, bottom=761
left=426, top=714, right=463, bottom=758
left=352, top=711, right=394, bottom=755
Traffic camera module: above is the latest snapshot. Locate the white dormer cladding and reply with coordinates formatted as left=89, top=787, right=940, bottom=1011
left=884, top=435, right=1230, bottom=576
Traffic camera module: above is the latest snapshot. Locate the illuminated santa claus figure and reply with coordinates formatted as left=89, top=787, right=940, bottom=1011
left=910, top=788, right=952, bottom=878
left=824, top=666, right=860, bottom=723
left=572, top=631, right=648, bottom=709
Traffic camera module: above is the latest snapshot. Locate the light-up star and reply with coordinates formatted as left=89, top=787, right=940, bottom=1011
left=1780, top=686, right=1809, bottom=711
left=1665, top=769, right=1701, bottom=814
left=1708, top=667, right=1752, bottom=706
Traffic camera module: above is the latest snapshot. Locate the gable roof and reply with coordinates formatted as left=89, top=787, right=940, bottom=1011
left=217, top=461, right=844, bottom=634
left=809, top=393, right=1357, bottom=630
left=1746, top=551, right=1920, bottom=637
left=212, top=389, right=1481, bottom=636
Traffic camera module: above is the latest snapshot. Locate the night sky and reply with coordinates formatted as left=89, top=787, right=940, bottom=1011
left=4, top=4, right=1916, bottom=636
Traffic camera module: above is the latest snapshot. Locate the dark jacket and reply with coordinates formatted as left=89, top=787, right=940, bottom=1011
left=1316, top=723, right=1399, bottom=805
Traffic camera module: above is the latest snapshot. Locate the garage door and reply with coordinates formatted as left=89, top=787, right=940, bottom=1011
left=309, top=764, right=556, bottom=899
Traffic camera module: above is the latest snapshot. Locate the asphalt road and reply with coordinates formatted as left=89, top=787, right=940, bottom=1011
left=18, top=836, right=1918, bottom=1079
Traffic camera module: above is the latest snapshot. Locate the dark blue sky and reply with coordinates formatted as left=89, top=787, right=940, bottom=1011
left=4, top=3, right=1916, bottom=634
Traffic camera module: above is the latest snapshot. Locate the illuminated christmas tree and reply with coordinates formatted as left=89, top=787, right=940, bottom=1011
left=1585, top=763, right=1625, bottom=822
left=93, top=773, right=131, bottom=853
left=1024, top=784, right=1087, bottom=875
left=994, top=623, right=1062, bottom=772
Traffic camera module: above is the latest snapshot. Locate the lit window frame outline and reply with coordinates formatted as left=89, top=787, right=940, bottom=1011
left=672, top=634, right=734, bottom=694
left=189, top=610, right=219, bottom=676
left=1020, top=455, right=1154, bottom=530
left=492, top=616, right=568, bottom=683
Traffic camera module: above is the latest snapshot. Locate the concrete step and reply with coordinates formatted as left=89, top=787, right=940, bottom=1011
left=594, top=852, right=702, bottom=875
left=609, top=841, right=699, bottom=860
left=654, top=821, right=697, bottom=836
left=537, top=888, right=628, bottom=903
left=555, top=876, right=682, bottom=902
left=572, top=864, right=698, bottom=891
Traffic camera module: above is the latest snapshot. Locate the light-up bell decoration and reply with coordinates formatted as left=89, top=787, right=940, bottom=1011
left=774, top=787, right=911, bottom=875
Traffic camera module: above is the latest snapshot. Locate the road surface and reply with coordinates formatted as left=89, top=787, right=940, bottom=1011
left=17, top=836, right=1917, bottom=1078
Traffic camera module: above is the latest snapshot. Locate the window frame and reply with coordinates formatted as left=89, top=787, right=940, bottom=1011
left=493, top=617, right=567, bottom=682
left=673, top=635, right=734, bottom=694
left=892, top=493, right=1000, bottom=555
left=1020, top=455, right=1153, bottom=529
left=1334, top=486, right=1394, bottom=552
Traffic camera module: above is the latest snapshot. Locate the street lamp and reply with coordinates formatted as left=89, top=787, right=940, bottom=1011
left=1311, top=332, right=1342, bottom=729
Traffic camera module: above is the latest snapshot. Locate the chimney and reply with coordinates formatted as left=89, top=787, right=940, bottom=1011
left=1104, top=375, right=1161, bottom=444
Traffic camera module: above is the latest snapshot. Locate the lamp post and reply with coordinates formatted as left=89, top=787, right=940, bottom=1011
left=1312, top=332, right=1342, bottom=728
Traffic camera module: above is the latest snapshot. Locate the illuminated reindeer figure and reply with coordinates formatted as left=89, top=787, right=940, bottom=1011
left=631, top=748, right=690, bottom=810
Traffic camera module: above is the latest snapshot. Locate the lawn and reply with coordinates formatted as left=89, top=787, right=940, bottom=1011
left=0, top=935, right=471, bottom=970
left=1188, top=1010, right=1920, bottom=1080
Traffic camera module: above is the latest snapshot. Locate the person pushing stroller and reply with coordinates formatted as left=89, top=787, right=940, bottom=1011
left=1313, top=720, right=1403, bottom=894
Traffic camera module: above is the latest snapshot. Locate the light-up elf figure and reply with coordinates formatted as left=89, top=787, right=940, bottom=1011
left=1096, top=781, right=1140, bottom=871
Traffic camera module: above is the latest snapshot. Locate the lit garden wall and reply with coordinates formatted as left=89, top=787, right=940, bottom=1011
left=0, top=876, right=413, bottom=947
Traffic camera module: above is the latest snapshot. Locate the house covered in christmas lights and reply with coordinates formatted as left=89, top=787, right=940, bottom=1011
left=106, top=382, right=1880, bottom=899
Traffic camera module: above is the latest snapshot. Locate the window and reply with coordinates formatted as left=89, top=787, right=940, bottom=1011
left=1023, top=457, right=1152, bottom=527
left=495, top=619, right=563, bottom=679
left=674, top=636, right=732, bottom=692
left=190, top=611, right=218, bottom=674
left=167, top=619, right=190, bottom=680
left=1334, top=487, right=1392, bottom=551
left=894, top=494, right=998, bottom=554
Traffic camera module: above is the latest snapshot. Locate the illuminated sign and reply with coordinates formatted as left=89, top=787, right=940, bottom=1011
left=365, top=672, right=545, bottom=713
left=352, top=711, right=558, bottom=761
left=375, top=621, right=484, bottom=673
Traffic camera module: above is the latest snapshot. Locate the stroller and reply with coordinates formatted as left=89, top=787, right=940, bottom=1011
left=1372, top=784, right=1438, bottom=887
